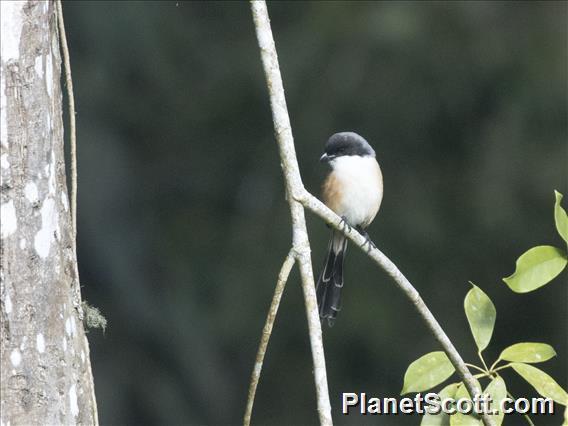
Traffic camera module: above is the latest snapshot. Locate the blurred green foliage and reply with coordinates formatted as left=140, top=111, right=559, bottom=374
left=62, top=1, right=566, bottom=425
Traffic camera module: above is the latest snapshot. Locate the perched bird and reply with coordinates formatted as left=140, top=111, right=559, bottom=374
left=316, top=132, right=383, bottom=326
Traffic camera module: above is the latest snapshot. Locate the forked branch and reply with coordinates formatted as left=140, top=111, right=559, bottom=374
left=249, top=2, right=333, bottom=425
left=248, top=1, right=493, bottom=426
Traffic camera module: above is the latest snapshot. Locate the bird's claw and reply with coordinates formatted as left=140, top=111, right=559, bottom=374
left=338, top=216, right=352, bottom=234
left=362, top=238, right=376, bottom=253
left=356, top=226, right=376, bottom=253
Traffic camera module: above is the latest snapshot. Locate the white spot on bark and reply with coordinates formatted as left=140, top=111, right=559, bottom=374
left=36, top=333, right=45, bottom=353
left=62, top=337, right=67, bottom=351
left=4, top=294, right=12, bottom=314
left=47, top=153, right=56, bottom=195
left=69, top=384, right=79, bottom=417
left=65, top=316, right=77, bottom=337
left=10, top=349, right=21, bottom=367
left=61, top=191, right=69, bottom=211
left=71, top=315, right=76, bottom=335
left=34, top=198, right=58, bottom=258
left=81, top=350, right=85, bottom=363
left=0, top=89, right=5, bottom=149
left=256, top=18, right=272, bottom=51
left=0, top=2, right=24, bottom=61
left=19, top=238, right=25, bottom=249
left=1, top=200, right=17, bottom=238
left=45, top=50, right=53, bottom=97
left=34, top=55, right=43, bottom=78
left=0, top=72, right=6, bottom=148
left=0, top=154, right=9, bottom=169
left=24, top=182, right=38, bottom=203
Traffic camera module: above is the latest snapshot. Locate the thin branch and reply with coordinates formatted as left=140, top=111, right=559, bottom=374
left=249, top=2, right=332, bottom=425
left=493, top=363, right=513, bottom=373
left=478, top=351, right=490, bottom=372
left=244, top=250, right=295, bottom=426
left=465, top=363, right=487, bottom=374
left=56, top=4, right=99, bottom=424
left=489, top=358, right=502, bottom=372
left=296, top=191, right=495, bottom=426
left=473, top=373, right=491, bottom=380
left=56, top=0, right=77, bottom=237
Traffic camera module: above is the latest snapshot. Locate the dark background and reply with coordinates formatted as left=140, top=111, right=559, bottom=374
left=62, top=1, right=567, bottom=425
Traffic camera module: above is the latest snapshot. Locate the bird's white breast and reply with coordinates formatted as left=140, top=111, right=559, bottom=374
left=328, top=155, right=383, bottom=227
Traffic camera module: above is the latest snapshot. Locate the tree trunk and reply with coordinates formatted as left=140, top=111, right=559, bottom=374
left=1, top=1, right=98, bottom=424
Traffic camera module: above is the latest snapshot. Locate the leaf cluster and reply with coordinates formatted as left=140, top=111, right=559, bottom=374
left=401, top=192, right=568, bottom=425
left=402, top=285, right=567, bottom=425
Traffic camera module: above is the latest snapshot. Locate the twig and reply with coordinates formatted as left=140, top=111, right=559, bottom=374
left=473, top=373, right=491, bottom=380
left=56, top=3, right=99, bottom=424
left=56, top=0, right=77, bottom=237
left=465, top=363, right=487, bottom=374
left=489, top=358, right=502, bottom=372
left=493, top=363, right=512, bottom=373
left=478, top=351, right=490, bottom=372
left=244, top=251, right=295, bottom=426
left=249, top=2, right=332, bottom=425
left=296, top=191, right=495, bottom=426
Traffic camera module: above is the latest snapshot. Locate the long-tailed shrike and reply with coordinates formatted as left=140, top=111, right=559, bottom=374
left=316, top=132, right=383, bottom=326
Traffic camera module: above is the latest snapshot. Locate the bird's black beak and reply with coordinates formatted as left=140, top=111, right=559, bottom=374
left=320, top=153, right=333, bottom=163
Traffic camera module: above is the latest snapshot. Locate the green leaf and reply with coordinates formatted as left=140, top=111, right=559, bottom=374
left=450, top=380, right=482, bottom=426
left=464, top=284, right=496, bottom=351
left=401, top=351, right=456, bottom=394
left=499, top=342, right=556, bottom=364
left=454, top=378, right=482, bottom=399
left=421, top=382, right=459, bottom=426
left=511, top=363, right=568, bottom=405
left=555, top=190, right=568, bottom=245
left=484, top=376, right=507, bottom=426
left=503, top=245, right=567, bottom=293
left=449, top=410, right=481, bottom=426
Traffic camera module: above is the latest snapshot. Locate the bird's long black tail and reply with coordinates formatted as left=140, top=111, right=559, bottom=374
left=316, top=231, right=348, bottom=326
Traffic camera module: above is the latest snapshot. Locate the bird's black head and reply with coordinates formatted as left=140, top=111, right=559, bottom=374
left=320, top=132, right=375, bottom=163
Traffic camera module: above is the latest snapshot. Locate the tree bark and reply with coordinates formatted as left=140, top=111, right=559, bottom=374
left=1, top=1, right=98, bottom=424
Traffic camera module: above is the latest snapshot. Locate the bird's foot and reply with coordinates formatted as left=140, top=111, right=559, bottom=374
left=356, top=226, right=376, bottom=253
left=338, top=216, right=353, bottom=234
